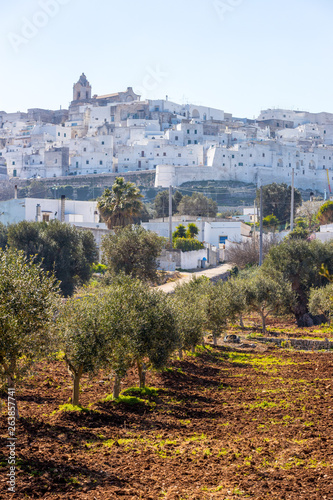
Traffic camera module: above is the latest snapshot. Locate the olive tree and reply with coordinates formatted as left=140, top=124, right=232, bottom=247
left=0, top=249, right=60, bottom=416
left=263, top=239, right=333, bottom=325
left=173, top=277, right=207, bottom=356
left=244, top=270, right=294, bottom=334
left=204, top=281, right=232, bottom=346
left=102, top=225, right=165, bottom=283
left=128, top=285, right=179, bottom=388
left=309, top=284, right=333, bottom=325
left=57, top=293, right=109, bottom=406
left=222, top=274, right=249, bottom=328
left=103, top=278, right=179, bottom=393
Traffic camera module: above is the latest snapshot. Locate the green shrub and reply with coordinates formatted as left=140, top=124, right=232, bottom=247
left=173, top=238, right=204, bottom=252
left=91, top=262, right=107, bottom=274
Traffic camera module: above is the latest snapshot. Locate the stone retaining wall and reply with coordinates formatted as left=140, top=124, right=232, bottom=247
left=254, top=337, right=333, bottom=351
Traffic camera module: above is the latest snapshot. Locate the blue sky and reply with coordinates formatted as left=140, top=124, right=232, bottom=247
left=1, top=0, right=332, bottom=118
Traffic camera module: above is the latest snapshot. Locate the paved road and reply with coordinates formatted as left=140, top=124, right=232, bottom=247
left=157, top=263, right=233, bottom=293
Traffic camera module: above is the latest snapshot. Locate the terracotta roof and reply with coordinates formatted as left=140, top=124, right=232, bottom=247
left=95, top=93, right=122, bottom=99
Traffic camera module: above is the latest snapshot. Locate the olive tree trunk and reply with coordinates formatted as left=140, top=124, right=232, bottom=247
left=178, top=348, right=183, bottom=360
left=68, top=365, right=83, bottom=406
left=260, top=312, right=266, bottom=335
left=137, top=361, right=146, bottom=389
left=113, top=373, right=121, bottom=399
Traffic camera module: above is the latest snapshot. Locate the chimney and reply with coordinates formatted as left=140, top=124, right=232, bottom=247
left=60, top=195, right=65, bottom=222
left=36, top=204, right=41, bottom=222
left=14, top=185, right=17, bottom=199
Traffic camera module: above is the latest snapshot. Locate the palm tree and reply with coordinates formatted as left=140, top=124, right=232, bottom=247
left=97, top=177, right=143, bottom=229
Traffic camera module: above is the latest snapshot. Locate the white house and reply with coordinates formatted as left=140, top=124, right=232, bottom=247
left=0, top=197, right=105, bottom=227
left=142, top=216, right=251, bottom=247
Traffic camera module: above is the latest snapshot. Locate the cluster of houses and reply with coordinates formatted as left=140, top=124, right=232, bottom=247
left=2, top=74, right=333, bottom=195
left=1, top=189, right=333, bottom=270
left=2, top=74, right=333, bottom=269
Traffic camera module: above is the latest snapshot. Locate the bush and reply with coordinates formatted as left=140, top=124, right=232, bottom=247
left=173, top=238, right=204, bottom=252
left=91, top=263, right=107, bottom=274
left=102, top=225, right=165, bottom=282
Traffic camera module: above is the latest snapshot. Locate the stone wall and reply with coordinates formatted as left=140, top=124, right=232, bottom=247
left=254, top=337, right=333, bottom=351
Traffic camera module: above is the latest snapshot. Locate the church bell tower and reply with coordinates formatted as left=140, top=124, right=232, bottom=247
left=73, top=73, right=92, bottom=102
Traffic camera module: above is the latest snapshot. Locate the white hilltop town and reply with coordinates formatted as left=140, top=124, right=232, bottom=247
left=1, top=73, right=333, bottom=194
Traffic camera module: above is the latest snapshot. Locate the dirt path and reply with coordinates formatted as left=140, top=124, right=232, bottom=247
left=157, top=263, right=233, bottom=293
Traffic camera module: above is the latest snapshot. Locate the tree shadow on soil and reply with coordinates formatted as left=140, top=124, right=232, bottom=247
left=15, top=456, right=125, bottom=497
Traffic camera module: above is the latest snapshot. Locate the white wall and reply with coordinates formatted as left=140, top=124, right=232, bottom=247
left=0, top=198, right=101, bottom=225
left=181, top=249, right=207, bottom=270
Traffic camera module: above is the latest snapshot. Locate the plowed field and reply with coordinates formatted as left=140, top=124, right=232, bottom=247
left=1, top=322, right=333, bottom=499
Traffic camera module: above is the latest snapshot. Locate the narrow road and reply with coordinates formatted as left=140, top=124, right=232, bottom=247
left=157, top=263, right=233, bottom=293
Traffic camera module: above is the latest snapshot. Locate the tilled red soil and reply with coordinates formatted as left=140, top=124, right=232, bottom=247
left=1, top=341, right=333, bottom=499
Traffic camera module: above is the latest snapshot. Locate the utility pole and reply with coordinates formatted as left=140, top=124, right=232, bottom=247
left=290, top=168, right=295, bottom=232
left=253, top=199, right=256, bottom=244
left=259, top=185, right=263, bottom=266
left=169, top=185, right=173, bottom=247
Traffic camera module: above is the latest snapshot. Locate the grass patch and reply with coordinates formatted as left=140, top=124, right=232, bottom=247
left=104, top=394, right=146, bottom=405
left=121, top=386, right=161, bottom=398
left=225, top=352, right=297, bottom=369
left=246, top=400, right=290, bottom=410
left=53, top=403, right=90, bottom=414
left=185, top=433, right=207, bottom=442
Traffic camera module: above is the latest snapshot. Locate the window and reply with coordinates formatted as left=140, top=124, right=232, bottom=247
left=102, top=141, right=104, bottom=145
left=64, top=133, right=66, bottom=138
left=187, top=130, right=190, bottom=134
left=232, top=155, right=235, bottom=159
left=175, top=136, right=179, bottom=141
left=55, top=159, right=58, bottom=164
left=100, top=161, right=103, bottom=165
left=42, top=214, right=50, bottom=223
left=12, top=161, right=15, bottom=165
left=194, top=140, right=198, bottom=144
left=188, top=140, right=192, bottom=145
left=76, top=162, right=79, bottom=168
left=195, top=130, right=198, bottom=134
left=83, top=148, right=86, bottom=152
left=178, top=153, right=182, bottom=157
left=262, top=153, right=265, bottom=157
left=219, top=236, right=228, bottom=244
left=239, top=162, right=243, bottom=166
left=163, top=152, right=166, bottom=157
left=86, top=160, right=89, bottom=164
left=58, top=132, right=60, bottom=137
